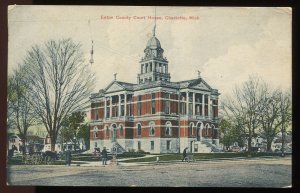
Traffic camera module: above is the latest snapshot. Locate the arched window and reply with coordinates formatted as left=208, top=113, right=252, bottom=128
left=165, top=122, right=172, bottom=136
left=205, top=124, right=209, bottom=136
left=93, top=127, right=98, bottom=138
left=189, top=123, right=194, bottom=136
left=137, top=123, right=142, bottom=136
left=119, top=124, right=124, bottom=137
left=211, top=125, right=215, bottom=137
left=106, top=126, right=109, bottom=138
left=149, top=121, right=155, bottom=136
left=111, top=124, right=117, bottom=142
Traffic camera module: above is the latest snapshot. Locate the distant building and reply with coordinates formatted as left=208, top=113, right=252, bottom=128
left=89, top=25, right=220, bottom=154
left=8, top=134, right=45, bottom=153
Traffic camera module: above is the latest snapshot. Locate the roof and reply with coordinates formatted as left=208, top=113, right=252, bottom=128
left=90, top=76, right=220, bottom=99
left=147, top=36, right=161, bottom=48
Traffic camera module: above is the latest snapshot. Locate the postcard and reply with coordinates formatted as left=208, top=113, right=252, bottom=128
left=7, top=6, right=292, bottom=187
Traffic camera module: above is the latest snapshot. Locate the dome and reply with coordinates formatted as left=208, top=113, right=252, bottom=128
left=146, top=36, right=161, bottom=48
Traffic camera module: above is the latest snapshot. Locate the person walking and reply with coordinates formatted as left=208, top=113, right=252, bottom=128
left=182, top=147, right=188, bottom=162
left=65, top=147, right=72, bottom=166
left=101, top=147, right=108, bottom=165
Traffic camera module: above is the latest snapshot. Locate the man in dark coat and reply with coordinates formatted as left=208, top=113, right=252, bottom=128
left=182, top=147, right=188, bottom=162
left=101, top=147, right=108, bottom=165
left=65, top=147, right=72, bottom=166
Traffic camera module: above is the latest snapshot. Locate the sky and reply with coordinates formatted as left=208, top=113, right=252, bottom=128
left=8, top=6, right=292, bottom=100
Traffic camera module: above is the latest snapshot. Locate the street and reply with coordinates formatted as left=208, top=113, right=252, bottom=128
left=7, top=157, right=291, bottom=187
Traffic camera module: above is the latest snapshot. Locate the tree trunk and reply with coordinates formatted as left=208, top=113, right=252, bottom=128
left=50, top=136, right=56, bottom=152
left=266, top=141, right=272, bottom=152
left=247, top=137, right=252, bottom=153
left=22, top=138, right=26, bottom=155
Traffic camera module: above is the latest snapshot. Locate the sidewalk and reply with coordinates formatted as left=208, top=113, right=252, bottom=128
left=75, top=154, right=291, bottom=167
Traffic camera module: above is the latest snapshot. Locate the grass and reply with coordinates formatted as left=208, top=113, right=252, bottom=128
left=7, top=155, right=88, bottom=165
left=120, top=152, right=291, bottom=163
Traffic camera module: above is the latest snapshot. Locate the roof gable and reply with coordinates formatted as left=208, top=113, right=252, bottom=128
left=183, top=78, right=212, bottom=91
left=105, top=81, right=126, bottom=93
left=191, top=81, right=211, bottom=91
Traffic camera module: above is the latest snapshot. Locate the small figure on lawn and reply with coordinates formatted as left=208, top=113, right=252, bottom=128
left=65, top=147, right=72, bottom=166
left=101, top=147, right=108, bottom=165
left=182, top=147, right=188, bottom=162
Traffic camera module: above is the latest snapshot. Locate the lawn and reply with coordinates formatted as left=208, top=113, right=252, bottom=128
left=120, top=152, right=290, bottom=163
left=7, top=156, right=88, bottom=165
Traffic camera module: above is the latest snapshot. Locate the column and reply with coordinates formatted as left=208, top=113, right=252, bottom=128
left=124, top=93, right=127, bottom=116
left=202, top=94, right=205, bottom=117
left=118, top=94, right=121, bottom=117
left=192, top=92, right=195, bottom=115
left=208, top=95, right=211, bottom=118
left=186, top=91, right=189, bottom=115
left=104, top=97, right=107, bottom=118
left=110, top=96, right=112, bottom=118
left=166, top=64, right=168, bottom=73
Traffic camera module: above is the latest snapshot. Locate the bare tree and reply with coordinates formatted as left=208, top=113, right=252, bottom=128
left=277, top=90, right=292, bottom=156
left=256, top=89, right=282, bottom=152
left=7, top=65, right=37, bottom=153
left=23, top=39, right=94, bottom=151
left=221, top=76, right=267, bottom=153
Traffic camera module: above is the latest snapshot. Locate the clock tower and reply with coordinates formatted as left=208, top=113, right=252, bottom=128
left=137, top=26, right=170, bottom=84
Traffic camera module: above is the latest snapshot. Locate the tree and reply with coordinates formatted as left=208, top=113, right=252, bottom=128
left=60, top=112, right=90, bottom=151
left=277, top=90, right=292, bottom=156
left=222, top=76, right=267, bottom=153
left=23, top=39, right=94, bottom=151
left=219, top=118, right=246, bottom=149
left=7, top=65, right=38, bottom=153
left=77, top=123, right=90, bottom=150
left=256, top=90, right=282, bottom=152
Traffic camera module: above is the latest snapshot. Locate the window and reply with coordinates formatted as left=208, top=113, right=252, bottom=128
left=93, top=127, right=98, bottom=138
left=151, top=93, right=155, bottom=114
left=196, top=104, right=200, bottom=115
left=188, top=103, right=193, bottom=115
left=205, top=125, right=209, bottom=136
left=95, top=110, right=99, bottom=120
left=137, top=95, right=142, bottom=116
left=164, top=93, right=170, bottom=114
left=106, top=107, right=110, bottom=118
left=165, top=122, right=172, bottom=136
left=149, top=122, right=155, bottom=136
left=166, top=140, right=171, bottom=150
left=119, top=125, right=123, bottom=137
left=137, top=124, right=142, bottom=136
left=138, top=141, right=141, bottom=150
left=121, top=105, right=124, bottom=116
left=106, top=126, right=109, bottom=138
left=180, top=102, right=186, bottom=115
left=113, top=106, right=118, bottom=117
left=189, top=123, right=194, bottom=136
left=95, top=142, right=97, bottom=148
left=151, top=141, right=154, bottom=150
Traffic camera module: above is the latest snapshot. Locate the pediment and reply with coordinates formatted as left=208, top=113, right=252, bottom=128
left=191, top=81, right=211, bottom=91
left=105, top=82, right=125, bottom=93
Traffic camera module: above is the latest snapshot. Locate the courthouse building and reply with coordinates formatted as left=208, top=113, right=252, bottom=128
left=89, top=27, right=220, bottom=154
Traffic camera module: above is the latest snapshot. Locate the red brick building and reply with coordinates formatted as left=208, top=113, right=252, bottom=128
left=89, top=28, right=220, bottom=154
